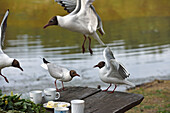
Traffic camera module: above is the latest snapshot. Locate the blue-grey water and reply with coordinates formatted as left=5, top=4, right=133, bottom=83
left=0, top=0, right=170, bottom=97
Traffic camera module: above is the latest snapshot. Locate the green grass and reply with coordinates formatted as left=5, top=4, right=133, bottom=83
left=127, top=80, right=170, bottom=113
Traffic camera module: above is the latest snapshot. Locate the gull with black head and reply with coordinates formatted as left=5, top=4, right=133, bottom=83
left=0, top=9, right=23, bottom=83
left=41, top=58, right=80, bottom=91
left=44, top=0, right=105, bottom=55
left=94, top=46, right=135, bottom=93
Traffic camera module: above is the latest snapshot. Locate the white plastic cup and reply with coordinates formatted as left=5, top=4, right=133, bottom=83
left=71, top=99, right=85, bottom=113
left=44, top=88, right=60, bottom=102
left=54, top=107, right=69, bottom=113
left=29, top=90, right=42, bottom=104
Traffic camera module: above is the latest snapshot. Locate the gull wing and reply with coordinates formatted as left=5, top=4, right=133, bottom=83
left=90, top=5, right=105, bottom=35
left=110, top=59, right=130, bottom=79
left=0, top=9, right=9, bottom=53
left=81, top=0, right=105, bottom=35
left=47, top=63, right=67, bottom=79
left=103, top=46, right=115, bottom=69
left=55, top=0, right=105, bottom=34
left=55, top=0, right=81, bottom=14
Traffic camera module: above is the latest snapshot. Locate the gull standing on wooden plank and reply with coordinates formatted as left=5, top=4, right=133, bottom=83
left=0, top=9, right=23, bottom=83
left=94, top=46, right=135, bottom=93
left=41, top=58, right=80, bottom=91
left=44, top=0, right=105, bottom=55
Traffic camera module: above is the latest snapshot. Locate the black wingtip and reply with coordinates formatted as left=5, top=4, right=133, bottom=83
left=61, top=4, right=65, bottom=7
left=43, top=58, right=50, bottom=64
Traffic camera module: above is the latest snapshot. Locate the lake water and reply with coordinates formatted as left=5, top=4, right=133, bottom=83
left=0, top=0, right=170, bottom=96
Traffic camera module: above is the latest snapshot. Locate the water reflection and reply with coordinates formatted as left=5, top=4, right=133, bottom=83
left=0, top=0, right=170, bottom=95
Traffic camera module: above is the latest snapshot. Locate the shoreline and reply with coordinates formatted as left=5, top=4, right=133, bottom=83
left=127, top=79, right=170, bottom=113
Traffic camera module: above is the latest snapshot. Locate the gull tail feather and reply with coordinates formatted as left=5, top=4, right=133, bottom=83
left=124, top=80, right=135, bottom=87
left=92, top=32, right=105, bottom=46
left=41, top=63, right=48, bottom=70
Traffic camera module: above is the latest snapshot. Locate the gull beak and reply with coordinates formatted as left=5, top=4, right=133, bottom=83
left=93, top=65, right=99, bottom=68
left=43, top=24, right=49, bottom=29
left=75, top=74, right=80, bottom=77
left=19, top=67, right=24, bottom=71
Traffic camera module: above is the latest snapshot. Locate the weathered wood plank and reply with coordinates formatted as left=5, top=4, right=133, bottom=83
left=84, top=91, right=144, bottom=113
left=45, top=87, right=144, bottom=113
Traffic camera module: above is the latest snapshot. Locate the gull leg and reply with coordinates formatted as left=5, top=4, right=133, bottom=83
left=82, top=35, right=87, bottom=53
left=88, top=37, right=93, bottom=55
left=103, top=83, right=112, bottom=92
left=61, top=81, right=66, bottom=91
left=0, top=74, right=9, bottom=83
left=109, top=84, right=117, bottom=94
left=54, top=80, right=60, bottom=92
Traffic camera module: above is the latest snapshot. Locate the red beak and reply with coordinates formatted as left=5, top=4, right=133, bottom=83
left=75, top=74, right=80, bottom=77
left=43, top=24, right=49, bottom=29
left=19, top=67, right=24, bottom=71
left=93, top=65, right=99, bottom=68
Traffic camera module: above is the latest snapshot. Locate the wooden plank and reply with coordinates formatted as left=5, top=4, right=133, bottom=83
left=45, top=87, right=144, bottom=113
left=84, top=91, right=144, bottom=113
left=58, top=87, right=101, bottom=102
left=45, top=87, right=101, bottom=113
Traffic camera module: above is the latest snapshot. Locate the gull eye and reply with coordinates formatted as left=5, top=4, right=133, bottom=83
left=50, top=20, right=53, bottom=23
left=72, top=72, right=75, bottom=74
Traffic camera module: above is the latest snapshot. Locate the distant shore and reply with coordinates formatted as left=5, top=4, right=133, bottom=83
left=127, top=79, right=170, bottom=113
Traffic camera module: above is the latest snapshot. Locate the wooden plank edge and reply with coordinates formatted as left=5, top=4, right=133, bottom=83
left=114, top=94, right=144, bottom=113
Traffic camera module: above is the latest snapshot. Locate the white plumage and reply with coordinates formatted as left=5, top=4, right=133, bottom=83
left=0, top=9, right=23, bottom=83
left=41, top=58, right=80, bottom=91
left=44, top=0, right=105, bottom=55
left=94, top=46, right=135, bottom=93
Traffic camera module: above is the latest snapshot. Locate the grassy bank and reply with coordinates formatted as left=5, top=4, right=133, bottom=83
left=127, top=80, right=170, bottom=113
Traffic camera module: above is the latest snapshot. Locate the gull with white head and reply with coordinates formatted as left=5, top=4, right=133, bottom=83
left=94, top=46, right=135, bottom=93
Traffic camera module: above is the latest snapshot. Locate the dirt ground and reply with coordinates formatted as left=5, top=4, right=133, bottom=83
left=127, top=79, right=170, bottom=113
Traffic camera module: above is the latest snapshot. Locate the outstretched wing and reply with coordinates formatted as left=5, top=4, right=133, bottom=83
left=118, top=63, right=130, bottom=79
left=110, top=59, right=130, bottom=79
left=0, top=9, right=9, bottom=50
left=103, top=46, right=115, bottom=69
left=90, top=5, right=105, bottom=35
left=55, top=0, right=105, bottom=34
left=55, top=0, right=77, bottom=13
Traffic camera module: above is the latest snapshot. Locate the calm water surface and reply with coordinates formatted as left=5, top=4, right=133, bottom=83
left=0, top=0, right=170, bottom=96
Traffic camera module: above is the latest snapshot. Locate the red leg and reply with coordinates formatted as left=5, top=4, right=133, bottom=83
left=88, top=37, right=93, bottom=55
left=61, top=81, right=66, bottom=91
left=109, top=84, right=117, bottom=94
left=0, top=74, right=9, bottom=83
left=82, top=35, right=87, bottom=53
left=54, top=80, right=60, bottom=92
left=103, top=84, right=112, bottom=92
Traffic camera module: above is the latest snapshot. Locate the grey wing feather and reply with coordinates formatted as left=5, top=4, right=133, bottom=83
left=110, top=59, right=130, bottom=79
left=103, top=46, right=115, bottom=69
left=0, top=9, right=9, bottom=47
left=48, top=63, right=64, bottom=79
left=118, top=63, right=130, bottom=79
left=103, top=46, right=115, bottom=60
left=90, top=5, right=105, bottom=35
left=55, top=0, right=76, bottom=13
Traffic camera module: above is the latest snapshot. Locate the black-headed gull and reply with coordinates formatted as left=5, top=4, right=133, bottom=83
left=0, top=9, right=23, bottom=83
left=94, top=46, right=135, bottom=93
left=41, top=58, right=80, bottom=91
left=44, top=0, right=105, bottom=55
